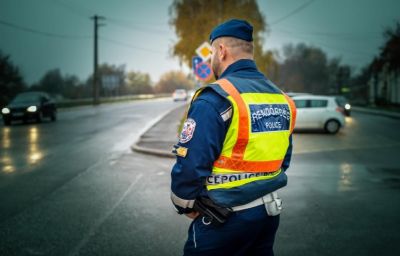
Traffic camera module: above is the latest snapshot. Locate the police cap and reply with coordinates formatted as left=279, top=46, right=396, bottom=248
left=209, top=19, right=253, bottom=43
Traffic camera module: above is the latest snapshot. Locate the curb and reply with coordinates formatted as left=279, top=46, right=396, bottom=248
left=130, top=104, right=185, bottom=158
left=130, top=144, right=175, bottom=158
left=352, top=107, right=400, bottom=119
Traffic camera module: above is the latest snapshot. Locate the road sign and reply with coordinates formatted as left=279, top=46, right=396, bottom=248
left=195, top=42, right=212, bottom=62
left=101, top=75, right=120, bottom=89
left=195, top=62, right=213, bottom=81
left=341, top=87, right=350, bottom=93
left=192, top=56, right=203, bottom=72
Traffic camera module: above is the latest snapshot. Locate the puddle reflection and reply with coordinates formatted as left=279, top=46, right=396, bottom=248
left=1, top=126, right=44, bottom=174
left=2, top=127, right=11, bottom=149
left=28, top=127, right=43, bottom=165
left=338, top=163, right=353, bottom=191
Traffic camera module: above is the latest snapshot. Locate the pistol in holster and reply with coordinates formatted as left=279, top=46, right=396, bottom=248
left=193, top=197, right=232, bottom=227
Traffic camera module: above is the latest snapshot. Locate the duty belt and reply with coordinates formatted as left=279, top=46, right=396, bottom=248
left=231, top=191, right=281, bottom=213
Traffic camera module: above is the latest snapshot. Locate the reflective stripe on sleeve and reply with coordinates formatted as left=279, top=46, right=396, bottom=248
left=220, top=107, right=233, bottom=122
left=170, top=191, right=195, bottom=209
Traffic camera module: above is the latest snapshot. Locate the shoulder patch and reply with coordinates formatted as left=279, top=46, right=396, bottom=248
left=172, top=144, right=188, bottom=157
left=179, top=118, right=196, bottom=143
left=220, top=107, right=232, bottom=122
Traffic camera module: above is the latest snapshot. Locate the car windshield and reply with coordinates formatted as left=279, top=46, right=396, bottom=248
left=12, top=93, right=41, bottom=103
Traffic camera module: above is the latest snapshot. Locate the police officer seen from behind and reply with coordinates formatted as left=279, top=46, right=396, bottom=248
left=170, top=19, right=297, bottom=256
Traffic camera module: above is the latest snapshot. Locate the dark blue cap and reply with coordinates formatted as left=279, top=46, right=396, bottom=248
left=209, top=19, right=253, bottom=43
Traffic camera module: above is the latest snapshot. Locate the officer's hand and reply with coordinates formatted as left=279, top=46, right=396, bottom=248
left=185, top=211, right=200, bottom=219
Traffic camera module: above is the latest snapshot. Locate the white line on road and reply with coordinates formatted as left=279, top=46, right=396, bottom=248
left=68, top=173, right=144, bottom=256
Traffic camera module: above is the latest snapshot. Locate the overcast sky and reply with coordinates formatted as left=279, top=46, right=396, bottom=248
left=0, top=0, right=399, bottom=85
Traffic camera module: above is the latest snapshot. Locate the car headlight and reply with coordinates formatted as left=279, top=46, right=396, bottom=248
left=1, top=108, right=10, bottom=114
left=344, top=104, right=351, bottom=110
left=27, top=106, right=37, bottom=112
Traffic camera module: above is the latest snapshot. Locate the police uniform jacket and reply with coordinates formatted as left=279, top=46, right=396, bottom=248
left=171, top=59, right=293, bottom=213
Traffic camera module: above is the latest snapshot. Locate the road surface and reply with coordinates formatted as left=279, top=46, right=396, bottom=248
left=0, top=100, right=399, bottom=256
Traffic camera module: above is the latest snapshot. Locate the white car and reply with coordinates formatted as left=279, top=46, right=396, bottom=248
left=286, top=92, right=311, bottom=98
left=291, top=95, right=346, bottom=134
left=172, top=89, right=188, bottom=101
left=187, top=89, right=196, bottom=100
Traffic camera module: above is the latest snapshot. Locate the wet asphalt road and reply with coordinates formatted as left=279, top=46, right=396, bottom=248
left=0, top=99, right=187, bottom=255
left=0, top=101, right=399, bottom=256
left=279, top=113, right=400, bottom=256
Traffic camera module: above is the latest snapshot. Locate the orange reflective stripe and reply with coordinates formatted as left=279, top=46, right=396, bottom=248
left=283, top=93, right=297, bottom=133
left=214, top=156, right=283, bottom=173
left=215, top=79, right=249, bottom=160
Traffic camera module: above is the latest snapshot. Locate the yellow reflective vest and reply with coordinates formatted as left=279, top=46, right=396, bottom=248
left=201, top=77, right=297, bottom=207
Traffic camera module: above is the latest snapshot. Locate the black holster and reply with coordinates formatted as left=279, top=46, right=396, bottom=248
left=193, top=197, right=232, bottom=227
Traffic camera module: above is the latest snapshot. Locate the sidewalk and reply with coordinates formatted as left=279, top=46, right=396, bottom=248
left=353, top=106, right=400, bottom=119
left=131, top=104, right=187, bottom=158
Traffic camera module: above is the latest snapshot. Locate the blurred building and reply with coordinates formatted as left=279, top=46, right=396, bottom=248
left=369, top=63, right=400, bottom=105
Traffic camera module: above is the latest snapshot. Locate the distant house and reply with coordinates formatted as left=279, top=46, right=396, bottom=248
left=369, top=62, right=400, bottom=105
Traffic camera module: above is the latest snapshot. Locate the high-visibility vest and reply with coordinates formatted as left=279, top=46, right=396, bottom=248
left=202, top=78, right=297, bottom=207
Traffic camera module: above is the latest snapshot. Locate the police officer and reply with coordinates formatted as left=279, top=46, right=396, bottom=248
left=170, top=19, right=296, bottom=256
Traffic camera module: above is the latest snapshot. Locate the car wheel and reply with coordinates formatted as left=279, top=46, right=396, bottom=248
left=3, top=119, right=11, bottom=126
left=325, top=119, right=340, bottom=134
left=36, top=111, right=43, bottom=123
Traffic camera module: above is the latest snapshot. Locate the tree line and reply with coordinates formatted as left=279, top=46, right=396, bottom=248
left=0, top=57, right=195, bottom=107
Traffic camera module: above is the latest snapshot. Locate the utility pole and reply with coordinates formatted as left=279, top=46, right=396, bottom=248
left=91, top=15, right=105, bottom=105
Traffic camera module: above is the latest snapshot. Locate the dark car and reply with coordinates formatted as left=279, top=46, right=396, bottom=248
left=335, top=95, right=351, bottom=116
left=1, top=92, right=57, bottom=125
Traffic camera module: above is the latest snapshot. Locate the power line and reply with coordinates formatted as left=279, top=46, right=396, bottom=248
left=47, top=0, right=169, bottom=36
left=106, top=18, right=170, bottom=35
left=315, top=41, right=372, bottom=57
left=275, top=28, right=381, bottom=41
left=271, top=30, right=373, bottom=57
left=0, top=19, right=91, bottom=40
left=270, top=0, right=316, bottom=25
left=46, top=0, right=93, bottom=18
left=0, top=18, right=166, bottom=55
left=99, top=37, right=166, bottom=54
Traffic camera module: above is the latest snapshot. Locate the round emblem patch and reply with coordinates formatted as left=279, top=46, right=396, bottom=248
left=179, top=118, right=196, bottom=143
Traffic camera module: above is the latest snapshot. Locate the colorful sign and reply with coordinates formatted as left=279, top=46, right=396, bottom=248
left=195, top=62, right=213, bottom=81
left=195, top=42, right=212, bottom=62
left=192, top=56, right=203, bottom=72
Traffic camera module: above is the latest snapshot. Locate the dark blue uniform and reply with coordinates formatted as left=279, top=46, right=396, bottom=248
left=170, top=59, right=293, bottom=255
